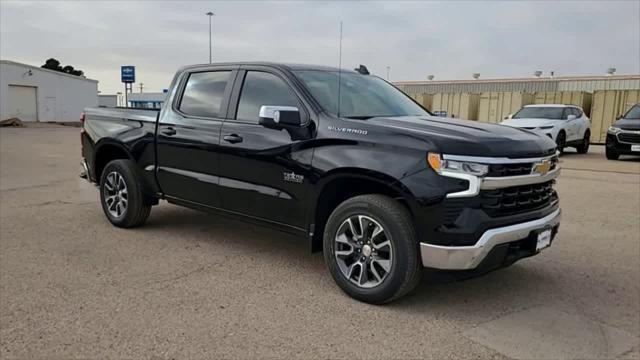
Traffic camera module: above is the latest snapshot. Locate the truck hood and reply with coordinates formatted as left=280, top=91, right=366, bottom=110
left=613, top=118, right=640, bottom=131
left=500, top=118, right=559, bottom=128
left=367, top=115, right=557, bottom=158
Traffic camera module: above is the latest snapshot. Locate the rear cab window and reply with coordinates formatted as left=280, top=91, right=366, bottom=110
left=179, top=71, right=232, bottom=118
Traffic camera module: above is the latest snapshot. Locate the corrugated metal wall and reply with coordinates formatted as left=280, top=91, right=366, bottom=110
left=533, top=91, right=592, bottom=116
left=477, top=92, right=534, bottom=123
left=430, top=93, right=480, bottom=120
left=410, top=93, right=434, bottom=110
left=396, top=75, right=640, bottom=95
left=557, top=79, right=640, bottom=92
left=397, top=80, right=557, bottom=95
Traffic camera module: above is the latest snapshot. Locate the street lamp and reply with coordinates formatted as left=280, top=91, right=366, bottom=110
left=206, top=11, right=215, bottom=63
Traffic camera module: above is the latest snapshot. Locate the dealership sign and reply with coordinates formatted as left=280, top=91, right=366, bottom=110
left=121, top=66, right=135, bottom=83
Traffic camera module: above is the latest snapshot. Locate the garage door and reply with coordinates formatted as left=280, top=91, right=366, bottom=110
left=8, top=85, right=38, bottom=122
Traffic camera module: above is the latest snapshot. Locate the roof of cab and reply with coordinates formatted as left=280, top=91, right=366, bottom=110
left=180, top=62, right=357, bottom=73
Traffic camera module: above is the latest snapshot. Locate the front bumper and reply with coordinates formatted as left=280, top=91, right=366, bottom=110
left=606, top=132, right=640, bottom=155
left=420, top=208, right=561, bottom=270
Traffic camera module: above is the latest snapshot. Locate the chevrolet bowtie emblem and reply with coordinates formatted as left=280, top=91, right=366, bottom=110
left=532, top=160, right=551, bottom=175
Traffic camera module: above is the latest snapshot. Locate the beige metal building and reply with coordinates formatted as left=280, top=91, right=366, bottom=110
left=394, top=75, right=640, bottom=95
left=395, top=75, right=640, bottom=143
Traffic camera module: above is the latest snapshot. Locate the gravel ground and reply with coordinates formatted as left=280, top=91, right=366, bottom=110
left=1, top=125, right=639, bottom=359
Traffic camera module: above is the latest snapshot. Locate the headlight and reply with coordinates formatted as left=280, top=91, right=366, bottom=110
left=608, top=126, right=622, bottom=134
left=539, top=125, right=554, bottom=130
left=428, top=153, right=489, bottom=176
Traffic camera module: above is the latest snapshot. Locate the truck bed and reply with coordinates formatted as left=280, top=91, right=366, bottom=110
left=84, top=107, right=159, bottom=123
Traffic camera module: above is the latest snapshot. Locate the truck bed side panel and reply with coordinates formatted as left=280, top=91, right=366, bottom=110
left=82, top=107, right=159, bottom=196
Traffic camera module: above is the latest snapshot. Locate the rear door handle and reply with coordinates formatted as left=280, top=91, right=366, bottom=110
left=223, top=134, right=243, bottom=144
left=161, top=127, right=177, bottom=136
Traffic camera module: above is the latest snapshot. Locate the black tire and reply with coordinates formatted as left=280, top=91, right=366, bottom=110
left=606, top=147, right=620, bottom=160
left=556, top=131, right=566, bottom=154
left=323, top=194, right=422, bottom=304
left=99, top=159, right=151, bottom=228
left=576, top=130, right=590, bottom=154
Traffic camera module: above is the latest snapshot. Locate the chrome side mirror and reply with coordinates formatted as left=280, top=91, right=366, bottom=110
left=259, top=105, right=301, bottom=127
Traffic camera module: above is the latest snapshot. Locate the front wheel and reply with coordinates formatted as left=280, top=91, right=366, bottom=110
left=100, top=159, right=151, bottom=228
left=556, top=131, right=566, bottom=154
left=323, top=194, right=422, bottom=304
left=606, top=147, right=620, bottom=160
left=576, top=130, right=590, bottom=154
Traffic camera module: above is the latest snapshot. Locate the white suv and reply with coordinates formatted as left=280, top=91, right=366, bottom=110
left=501, top=104, right=591, bottom=153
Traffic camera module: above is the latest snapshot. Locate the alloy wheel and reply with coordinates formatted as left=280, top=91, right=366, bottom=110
left=103, top=171, right=128, bottom=218
left=334, top=215, right=393, bottom=288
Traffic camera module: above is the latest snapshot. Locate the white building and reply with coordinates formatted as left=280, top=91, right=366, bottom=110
left=0, top=60, right=98, bottom=122
left=128, top=92, right=167, bottom=109
left=98, top=94, right=118, bottom=107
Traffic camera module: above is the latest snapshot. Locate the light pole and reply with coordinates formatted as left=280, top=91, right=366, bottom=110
left=386, top=66, right=390, bottom=80
left=206, top=11, right=215, bottom=63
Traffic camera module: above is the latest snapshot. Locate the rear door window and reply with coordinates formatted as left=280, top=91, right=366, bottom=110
left=179, top=71, right=231, bottom=118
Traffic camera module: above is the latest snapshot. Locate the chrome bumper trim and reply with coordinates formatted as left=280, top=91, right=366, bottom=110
left=443, top=153, right=560, bottom=198
left=442, top=153, right=557, bottom=164
left=420, top=208, right=561, bottom=270
left=481, top=167, right=560, bottom=190
left=445, top=167, right=560, bottom=198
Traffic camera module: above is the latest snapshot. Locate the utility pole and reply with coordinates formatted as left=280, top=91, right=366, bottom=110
left=139, top=83, right=144, bottom=93
left=207, top=11, right=215, bottom=63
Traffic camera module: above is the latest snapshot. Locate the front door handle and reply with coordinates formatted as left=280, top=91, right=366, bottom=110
left=223, top=134, right=243, bottom=144
left=161, top=127, right=177, bottom=136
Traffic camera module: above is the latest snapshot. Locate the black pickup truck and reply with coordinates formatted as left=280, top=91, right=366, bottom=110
left=81, top=62, right=561, bottom=303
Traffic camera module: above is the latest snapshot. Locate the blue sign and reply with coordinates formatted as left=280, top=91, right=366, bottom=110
left=121, top=66, right=135, bottom=83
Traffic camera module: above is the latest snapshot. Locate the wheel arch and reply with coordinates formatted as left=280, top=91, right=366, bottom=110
left=308, top=168, right=416, bottom=253
left=93, top=140, right=135, bottom=182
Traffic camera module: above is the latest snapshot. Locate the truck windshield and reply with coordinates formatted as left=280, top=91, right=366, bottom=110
left=624, top=105, right=640, bottom=119
left=513, top=107, right=565, bottom=120
left=293, top=70, right=428, bottom=119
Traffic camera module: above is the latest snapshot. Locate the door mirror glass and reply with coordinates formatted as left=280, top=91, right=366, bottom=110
left=259, top=105, right=301, bottom=127
left=567, top=114, right=577, bottom=120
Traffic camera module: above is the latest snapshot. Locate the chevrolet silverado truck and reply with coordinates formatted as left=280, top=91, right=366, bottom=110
left=80, top=62, right=561, bottom=303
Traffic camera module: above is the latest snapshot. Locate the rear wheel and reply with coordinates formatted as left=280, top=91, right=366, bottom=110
left=606, top=147, right=620, bottom=160
left=556, top=131, right=566, bottom=154
left=323, top=194, right=422, bottom=304
left=100, top=159, right=151, bottom=228
left=576, top=130, right=590, bottom=154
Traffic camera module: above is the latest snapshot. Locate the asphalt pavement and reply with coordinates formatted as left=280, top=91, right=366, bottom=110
left=1, top=124, right=638, bottom=359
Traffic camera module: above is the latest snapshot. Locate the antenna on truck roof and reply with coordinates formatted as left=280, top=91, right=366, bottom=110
left=337, top=21, right=343, bottom=118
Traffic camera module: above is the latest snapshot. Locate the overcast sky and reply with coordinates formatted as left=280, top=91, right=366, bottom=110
left=1, top=1, right=638, bottom=94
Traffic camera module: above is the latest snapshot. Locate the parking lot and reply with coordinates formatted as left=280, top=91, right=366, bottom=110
left=1, top=124, right=638, bottom=359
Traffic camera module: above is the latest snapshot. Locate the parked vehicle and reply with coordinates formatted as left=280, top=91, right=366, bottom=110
left=80, top=62, right=561, bottom=303
left=606, top=104, right=640, bottom=160
left=501, top=104, right=591, bottom=154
